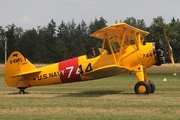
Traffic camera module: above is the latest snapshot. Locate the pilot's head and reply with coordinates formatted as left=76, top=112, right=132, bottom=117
left=90, top=48, right=95, bottom=56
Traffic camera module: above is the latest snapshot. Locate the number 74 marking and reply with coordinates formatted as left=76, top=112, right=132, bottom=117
left=65, top=63, right=93, bottom=78
left=65, top=66, right=82, bottom=78
left=142, top=53, right=153, bottom=58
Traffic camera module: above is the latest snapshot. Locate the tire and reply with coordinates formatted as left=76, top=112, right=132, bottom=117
left=148, top=80, right=155, bottom=93
left=19, top=89, right=25, bottom=94
left=134, top=81, right=151, bottom=94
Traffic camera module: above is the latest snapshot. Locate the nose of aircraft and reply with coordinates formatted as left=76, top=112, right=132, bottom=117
left=153, top=40, right=167, bottom=66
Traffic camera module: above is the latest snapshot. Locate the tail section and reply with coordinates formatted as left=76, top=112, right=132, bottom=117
left=4, top=51, right=40, bottom=88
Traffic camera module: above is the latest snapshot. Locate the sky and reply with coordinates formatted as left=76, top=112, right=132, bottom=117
left=0, top=0, right=179, bottom=30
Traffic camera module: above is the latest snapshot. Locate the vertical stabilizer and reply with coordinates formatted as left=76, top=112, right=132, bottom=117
left=4, top=51, right=37, bottom=88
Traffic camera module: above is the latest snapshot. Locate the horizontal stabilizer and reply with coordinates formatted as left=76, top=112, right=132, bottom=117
left=11, top=69, right=41, bottom=77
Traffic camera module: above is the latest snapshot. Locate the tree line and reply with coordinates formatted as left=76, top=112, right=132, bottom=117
left=0, top=16, right=180, bottom=63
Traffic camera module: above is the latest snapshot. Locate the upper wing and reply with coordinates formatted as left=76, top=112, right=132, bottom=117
left=90, top=23, right=149, bottom=40
left=82, top=65, right=129, bottom=79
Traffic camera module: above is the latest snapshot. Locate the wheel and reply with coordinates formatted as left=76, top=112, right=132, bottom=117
left=19, top=89, right=25, bottom=94
left=148, top=80, right=155, bottom=93
left=134, top=81, right=151, bottom=94
left=18, top=87, right=27, bottom=94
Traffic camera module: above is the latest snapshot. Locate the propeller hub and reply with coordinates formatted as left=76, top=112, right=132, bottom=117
left=153, top=40, right=167, bottom=66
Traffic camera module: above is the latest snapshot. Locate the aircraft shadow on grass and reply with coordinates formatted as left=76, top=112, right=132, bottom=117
left=58, top=90, right=135, bottom=97
left=5, top=92, right=31, bottom=95
left=5, top=90, right=135, bottom=97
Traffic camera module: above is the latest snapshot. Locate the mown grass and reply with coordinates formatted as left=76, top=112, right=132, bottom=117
left=0, top=64, right=180, bottom=120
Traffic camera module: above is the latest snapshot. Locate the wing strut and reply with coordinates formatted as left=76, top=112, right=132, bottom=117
left=98, top=33, right=107, bottom=67
left=118, top=28, right=126, bottom=63
left=108, top=36, right=117, bottom=64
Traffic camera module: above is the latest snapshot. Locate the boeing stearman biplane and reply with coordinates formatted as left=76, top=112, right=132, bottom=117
left=4, top=23, right=175, bottom=94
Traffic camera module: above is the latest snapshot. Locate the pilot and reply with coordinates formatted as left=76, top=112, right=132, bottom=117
left=88, top=48, right=96, bottom=58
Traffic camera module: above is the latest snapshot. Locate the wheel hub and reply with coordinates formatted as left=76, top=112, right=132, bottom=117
left=138, top=85, right=146, bottom=93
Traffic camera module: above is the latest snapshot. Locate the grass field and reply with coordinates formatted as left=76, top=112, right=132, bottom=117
left=0, top=64, right=180, bottom=120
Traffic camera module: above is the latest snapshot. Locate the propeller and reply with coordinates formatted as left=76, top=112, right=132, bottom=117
left=163, top=27, right=177, bottom=74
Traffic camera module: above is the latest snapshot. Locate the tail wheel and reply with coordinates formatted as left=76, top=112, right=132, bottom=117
left=134, top=81, right=151, bottom=94
left=19, top=89, right=25, bottom=94
left=18, top=87, right=26, bottom=94
left=148, top=80, right=155, bottom=93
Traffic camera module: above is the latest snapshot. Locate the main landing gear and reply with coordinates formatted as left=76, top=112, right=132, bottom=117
left=134, top=80, right=155, bottom=94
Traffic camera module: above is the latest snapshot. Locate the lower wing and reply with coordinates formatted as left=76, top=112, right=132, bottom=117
left=83, top=65, right=129, bottom=79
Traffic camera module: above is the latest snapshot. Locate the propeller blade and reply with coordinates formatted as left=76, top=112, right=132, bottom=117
left=163, top=28, right=176, bottom=72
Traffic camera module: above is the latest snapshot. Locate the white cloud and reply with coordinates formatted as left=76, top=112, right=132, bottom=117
left=21, top=16, right=33, bottom=23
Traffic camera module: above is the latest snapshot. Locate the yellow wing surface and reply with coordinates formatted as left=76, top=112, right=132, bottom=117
left=82, top=65, right=128, bottom=79
left=90, top=23, right=149, bottom=40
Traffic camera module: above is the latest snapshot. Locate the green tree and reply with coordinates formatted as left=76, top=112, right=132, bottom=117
left=57, top=20, right=75, bottom=59
left=146, top=16, right=166, bottom=41
left=20, top=29, right=39, bottom=62
left=123, top=17, right=146, bottom=30
left=5, top=23, right=17, bottom=55
left=36, top=26, right=51, bottom=63
left=57, top=21, right=70, bottom=60
left=73, top=20, right=89, bottom=56
left=167, top=18, right=180, bottom=62
left=52, top=37, right=68, bottom=62
left=89, top=17, right=107, bottom=34
left=35, top=19, right=57, bottom=63
left=0, top=26, right=5, bottom=62
left=88, top=17, right=107, bottom=51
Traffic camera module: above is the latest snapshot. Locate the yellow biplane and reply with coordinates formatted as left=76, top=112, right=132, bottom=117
left=4, top=23, right=175, bottom=94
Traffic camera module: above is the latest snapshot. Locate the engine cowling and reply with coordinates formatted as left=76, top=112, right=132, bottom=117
left=154, top=40, right=167, bottom=66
